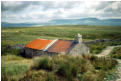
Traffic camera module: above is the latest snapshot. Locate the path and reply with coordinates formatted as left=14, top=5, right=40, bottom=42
left=96, top=45, right=121, bottom=81
left=96, top=46, right=114, bottom=57
left=96, top=45, right=121, bottom=57
left=115, top=59, right=121, bottom=81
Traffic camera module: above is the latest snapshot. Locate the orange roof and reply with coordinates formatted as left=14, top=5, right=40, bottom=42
left=47, top=40, right=73, bottom=53
left=25, top=39, right=52, bottom=50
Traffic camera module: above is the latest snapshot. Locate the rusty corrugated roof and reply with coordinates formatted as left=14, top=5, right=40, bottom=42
left=47, top=40, right=73, bottom=53
left=25, top=39, right=52, bottom=50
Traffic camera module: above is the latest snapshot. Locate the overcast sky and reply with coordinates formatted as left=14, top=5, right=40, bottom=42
left=1, top=1, right=121, bottom=23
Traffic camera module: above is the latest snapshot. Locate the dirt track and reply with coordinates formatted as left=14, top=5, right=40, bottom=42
left=96, top=45, right=121, bottom=81
left=116, top=59, right=121, bottom=81
left=97, top=46, right=114, bottom=57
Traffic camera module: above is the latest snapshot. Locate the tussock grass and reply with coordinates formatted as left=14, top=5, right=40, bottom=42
left=88, top=41, right=121, bottom=54
left=2, top=55, right=24, bottom=61
left=1, top=54, right=118, bottom=81
left=32, top=56, right=54, bottom=71
left=18, top=54, right=117, bottom=81
left=2, top=64, right=28, bottom=76
left=1, top=55, right=32, bottom=81
left=2, top=25, right=121, bottom=46
left=110, top=47, right=121, bottom=59
left=1, top=25, right=121, bottom=81
left=82, top=54, right=118, bottom=70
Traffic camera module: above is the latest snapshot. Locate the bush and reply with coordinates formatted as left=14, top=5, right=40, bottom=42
left=91, top=57, right=117, bottom=71
left=2, top=54, right=118, bottom=81
left=110, top=47, right=121, bottom=59
left=88, top=41, right=121, bottom=54
left=32, top=56, right=54, bottom=71
left=1, top=74, right=18, bottom=81
left=56, top=59, right=78, bottom=81
left=45, top=73, right=58, bottom=81
left=1, top=43, right=19, bottom=56
left=79, top=71, right=98, bottom=81
left=19, top=70, right=44, bottom=81
left=19, top=70, right=58, bottom=81
left=88, top=42, right=106, bottom=54
left=56, top=56, right=93, bottom=81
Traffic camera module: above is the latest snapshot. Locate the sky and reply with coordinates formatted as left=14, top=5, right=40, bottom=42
left=1, top=1, right=121, bottom=23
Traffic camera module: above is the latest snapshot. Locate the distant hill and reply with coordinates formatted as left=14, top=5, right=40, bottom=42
left=1, top=22, right=38, bottom=27
left=2, top=18, right=121, bottom=27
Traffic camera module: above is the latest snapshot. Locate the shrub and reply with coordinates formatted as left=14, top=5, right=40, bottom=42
left=110, top=47, right=121, bottom=59
left=88, top=41, right=121, bottom=54
left=91, top=57, right=117, bottom=71
left=1, top=74, right=18, bottom=81
left=19, top=70, right=58, bottom=81
left=1, top=43, right=19, bottom=56
left=88, top=42, right=106, bottom=54
left=45, top=73, right=58, bottom=81
left=56, top=56, right=93, bottom=81
left=56, top=60, right=77, bottom=81
left=1, top=54, right=118, bottom=81
left=32, top=56, right=54, bottom=71
left=19, top=70, right=44, bottom=81
left=1, top=74, right=8, bottom=81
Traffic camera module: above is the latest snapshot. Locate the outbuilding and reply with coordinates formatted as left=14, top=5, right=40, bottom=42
left=21, top=34, right=90, bottom=58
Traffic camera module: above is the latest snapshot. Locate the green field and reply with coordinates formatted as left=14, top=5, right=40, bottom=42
left=2, top=25, right=121, bottom=45
left=1, top=25, right=121, bottom=81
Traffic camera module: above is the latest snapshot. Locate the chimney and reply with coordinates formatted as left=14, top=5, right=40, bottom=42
left=74, top=33, right=82, bottom=43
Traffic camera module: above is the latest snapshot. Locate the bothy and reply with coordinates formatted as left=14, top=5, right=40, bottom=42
left=21, top=34, right=89, bottom=58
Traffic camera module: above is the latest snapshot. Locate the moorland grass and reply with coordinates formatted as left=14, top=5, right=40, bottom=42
left=32, top=56, right=54, bottom=71
left=88, top=41, right=121, bottom=54
left=1, top=25, right=121, bottom=81
left=2, top=25, right=121, bottom=45
left=20, top=55, right=117, bottom=81
left=2, top=25, right=121, bottom=56
left=1, top=55, right=32, bottom=81
left=1, top=54, right=118, bottom=81
left=110, top=47, right=121, bottom=59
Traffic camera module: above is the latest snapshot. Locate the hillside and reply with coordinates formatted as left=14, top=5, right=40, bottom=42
left=1, top=25, right=121, bottom=81
left=2, top=18, right=121, bottom=27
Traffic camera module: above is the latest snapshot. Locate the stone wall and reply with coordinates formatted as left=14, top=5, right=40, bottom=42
left=21, top=47, right=59, bottom=58
left=85, top=38, right=121, bottom=44
left=69, top=43, right=89, bottom=55
left=8, top=44, right=25, bottom=49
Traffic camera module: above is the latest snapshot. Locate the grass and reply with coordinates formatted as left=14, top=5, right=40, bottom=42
left=91, top=57, right=117, bottom=70
left=1, top=54, right=118, bottom=81
left=2, top=25, right=121, bottom=56
left=110, top=47, right=121, bottom=59
left=2, top=25, right=121, bottom=45
left=1, top=55, right=24, bottom=61
left=2, top=64, right=28, bottom=76
left=88, top=41, right=121, bottom=54
left=32, top=56, right=54, bottom=71
left=20, top=55, right=117, bottom=81
left=1, top=55, right=32, bottom=81
left=1, top=25, right=121, bottom=81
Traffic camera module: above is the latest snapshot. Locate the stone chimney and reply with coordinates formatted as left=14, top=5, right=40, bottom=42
left=74, top=33, right=82, bottom=43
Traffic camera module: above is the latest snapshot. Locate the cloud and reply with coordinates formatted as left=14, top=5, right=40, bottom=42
left=1, top=1, right=121, bottom=23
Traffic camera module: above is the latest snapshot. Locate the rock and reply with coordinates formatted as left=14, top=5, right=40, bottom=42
left=85, top=39, right=113, bottom=44
left=8, top=44, right=25, bottom=49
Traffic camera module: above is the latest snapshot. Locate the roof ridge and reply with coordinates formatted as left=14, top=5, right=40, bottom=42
left=43, top=39, right=58, bottom=51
